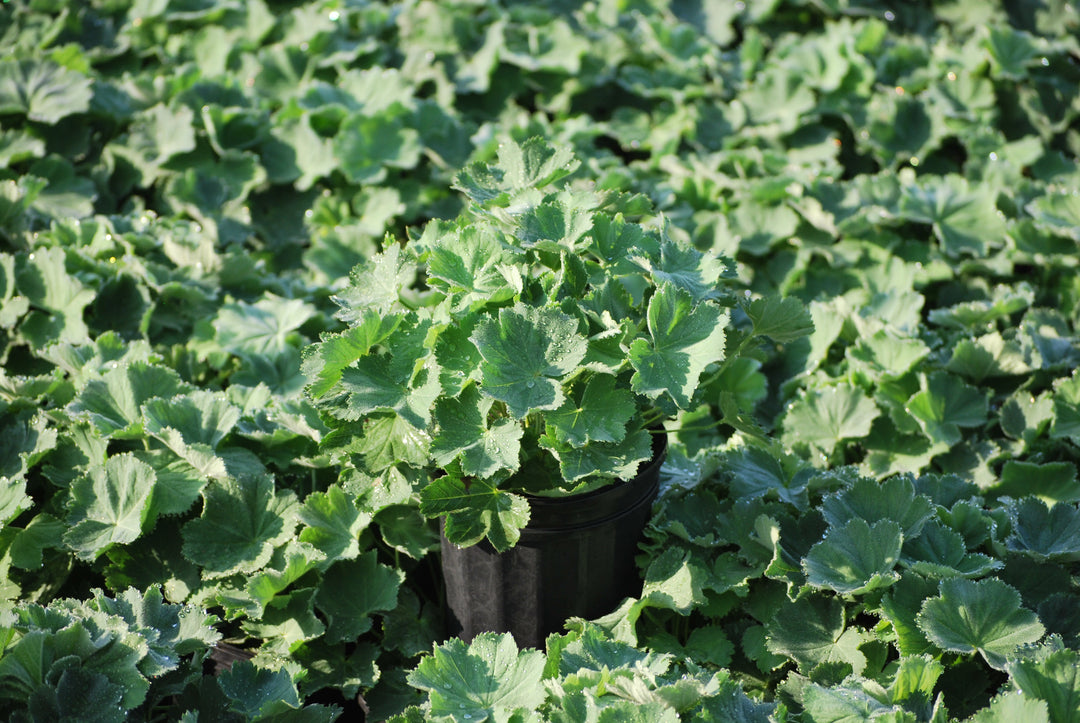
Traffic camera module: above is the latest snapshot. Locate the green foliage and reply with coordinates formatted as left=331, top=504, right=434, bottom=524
left=0, top=0, right=1078, bottom=719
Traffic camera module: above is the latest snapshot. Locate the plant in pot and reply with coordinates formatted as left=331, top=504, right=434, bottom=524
left=302, top=137, right=812, bottom=646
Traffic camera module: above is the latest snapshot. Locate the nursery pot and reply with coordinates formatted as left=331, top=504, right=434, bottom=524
left=440, top=433, right=666, bottom=649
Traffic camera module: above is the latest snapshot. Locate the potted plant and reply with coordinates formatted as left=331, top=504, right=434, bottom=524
left=302, top=137, right=811, bottom=646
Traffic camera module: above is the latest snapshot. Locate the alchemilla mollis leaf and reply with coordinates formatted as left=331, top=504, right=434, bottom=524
left=408, top=632, right=546, bottom=720
left=431, top=384, right=523, bottom=478
left=803, top=518, right=902, bottom=595
left=629, top=282, right=727, bottom=409
left=917, top=577, right=1045, bottom=670
left=181, top=474, right=299, bottom=579
left=471, top=303, right=588, bottom=418
left=64, top=454, right=156, bottom=561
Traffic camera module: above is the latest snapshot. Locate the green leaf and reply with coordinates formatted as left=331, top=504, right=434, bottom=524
left=63, top=454, right=156, bottom=561
left=338, top=339, right=441, bottom=431
left=213, top=293, right=315, bottom=356
left=901, top=520, right=1002, bottom=578
left=110, top=103, right=198, bottom=183
left=455, top=137, right=578, bottom=203
left=16, top=246, right=95, bottom=346
left=800, top=682, right=903, bottom=722
left=181, top=474, right=299, bottom=578
left=766, top=595, right=867, bottom=675
left=803, top=518, right=902, bottom=595
left=302, top=311, right=402, bottom=400
left=542, top=427, right=653, bottom=484
left=314, top=551, right=404, bottom=643
left=984, top=25, right=1042, bottom=79
left=946, top=332, right=1032, bottom=382
left=545, top=374, right=635, bottom=447
left=743, top=295, right=814, bottom=343
left=1050, top=371, right=1080, bottom=445
left=407, top=632, right=546, bottom=719
left=419, top=473, right=529, bottom=552
left=629, top=283, right=727, bottom=409
left=424, top=224, right=517, bottom=307
left=68, top=362, right=190, bottom=439
left=1005, top=498, right=1080, bottom=562
left=899, top=174, right=1007, bottom=257
left=333, top=244, right=416, bottom=319
left=431, top=384, right=523, bottom=478
left=782, top=383, right=880, bottom=454
left=847, top=328, right=930, bottom=378
left=0, top=59, right=93, bottom=124
left=216, top=660, right=300, bottom=719
left=353, top=414, right=432, bottom=472
left=1026, top=192, right=1080, bottom=242
left=26, top=156, right=96, bottom=220
left=90, top=586, right=221, bottom=674
left=968, top=692, right=1049, bottom=723
left=142, top=390, right=240, bottom=458
left=906, top=372, right=988, bottom=446
left=0, top=129, right=45, bottom=168
left=881, top=573, right=939, bottom=657
left=821, top=475, right=935, bottom=539
left=472, top=304, right=588, bottom=418
left=297, top=485, right=372, bottom=566
left=927, top=284, right=1035, bottom=331
left=993, top=461, right=1080, bottom=504
left=246, top=541, right=326, bottom=613
left=887, top=654, right=944, bottom=707
left=1008, top=642, right=1080, bottom=723
left=1000, top=391, right=1055, bottom=447
left=641, top=238, right=727, bottom=304
left=917, top=577, right=1045, bottom=670
left=333, top=105, right=422, bottom=185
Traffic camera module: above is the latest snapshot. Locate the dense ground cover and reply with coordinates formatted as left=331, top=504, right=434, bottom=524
left=1, top=0, right=1079, bottom=720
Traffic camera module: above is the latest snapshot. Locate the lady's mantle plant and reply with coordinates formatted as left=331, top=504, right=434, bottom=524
left=303, top=138, right=811, bottom=551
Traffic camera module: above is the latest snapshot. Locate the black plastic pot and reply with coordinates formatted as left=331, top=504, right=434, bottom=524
left=440, top=433, right=666, bottom=649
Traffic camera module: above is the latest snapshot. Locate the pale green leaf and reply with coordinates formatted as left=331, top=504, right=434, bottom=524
left=821, top=475, right=935, bottom=539
left=302, top=311, right=402, bottom=400
left=743, top=295, right=814, bottom=343
left=899, top=175, right=1007, bottom=257
left=917, top=577, right=1045, bottom=670
left=472, top=304, right=588, bottom=418
left=906, top=372, right=988, bottom=446
left=1005, top=498, right=1080, bottom=562
left=420, top=473, right=530, bottom=553
left=542, top=427, right=652, bottom=484
left=1008, top=643, right=1080, bottom=723
left=64, top=454, right=156, bottom=561
left=968, top=692, right=1049, bottom=723
left=545, top=374, right=635, bottom=447
left=407, top=632, right=546, bottom=719
left=803, top=518, right=902, bottom=595
left=993, top=461, right=1080, bottom=504
left=431, top=384, right=523, bottom=478
left=0, top=59, right=93, bottom=124
left=629, top=283, right=727, bottom=409
left=68, top=362, right=190, bottom=439
left=783, top=383, right=880, bottom=454
left=297, top=485, right=372, bottom=565
left=213, top=293, right=315, bottom=356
